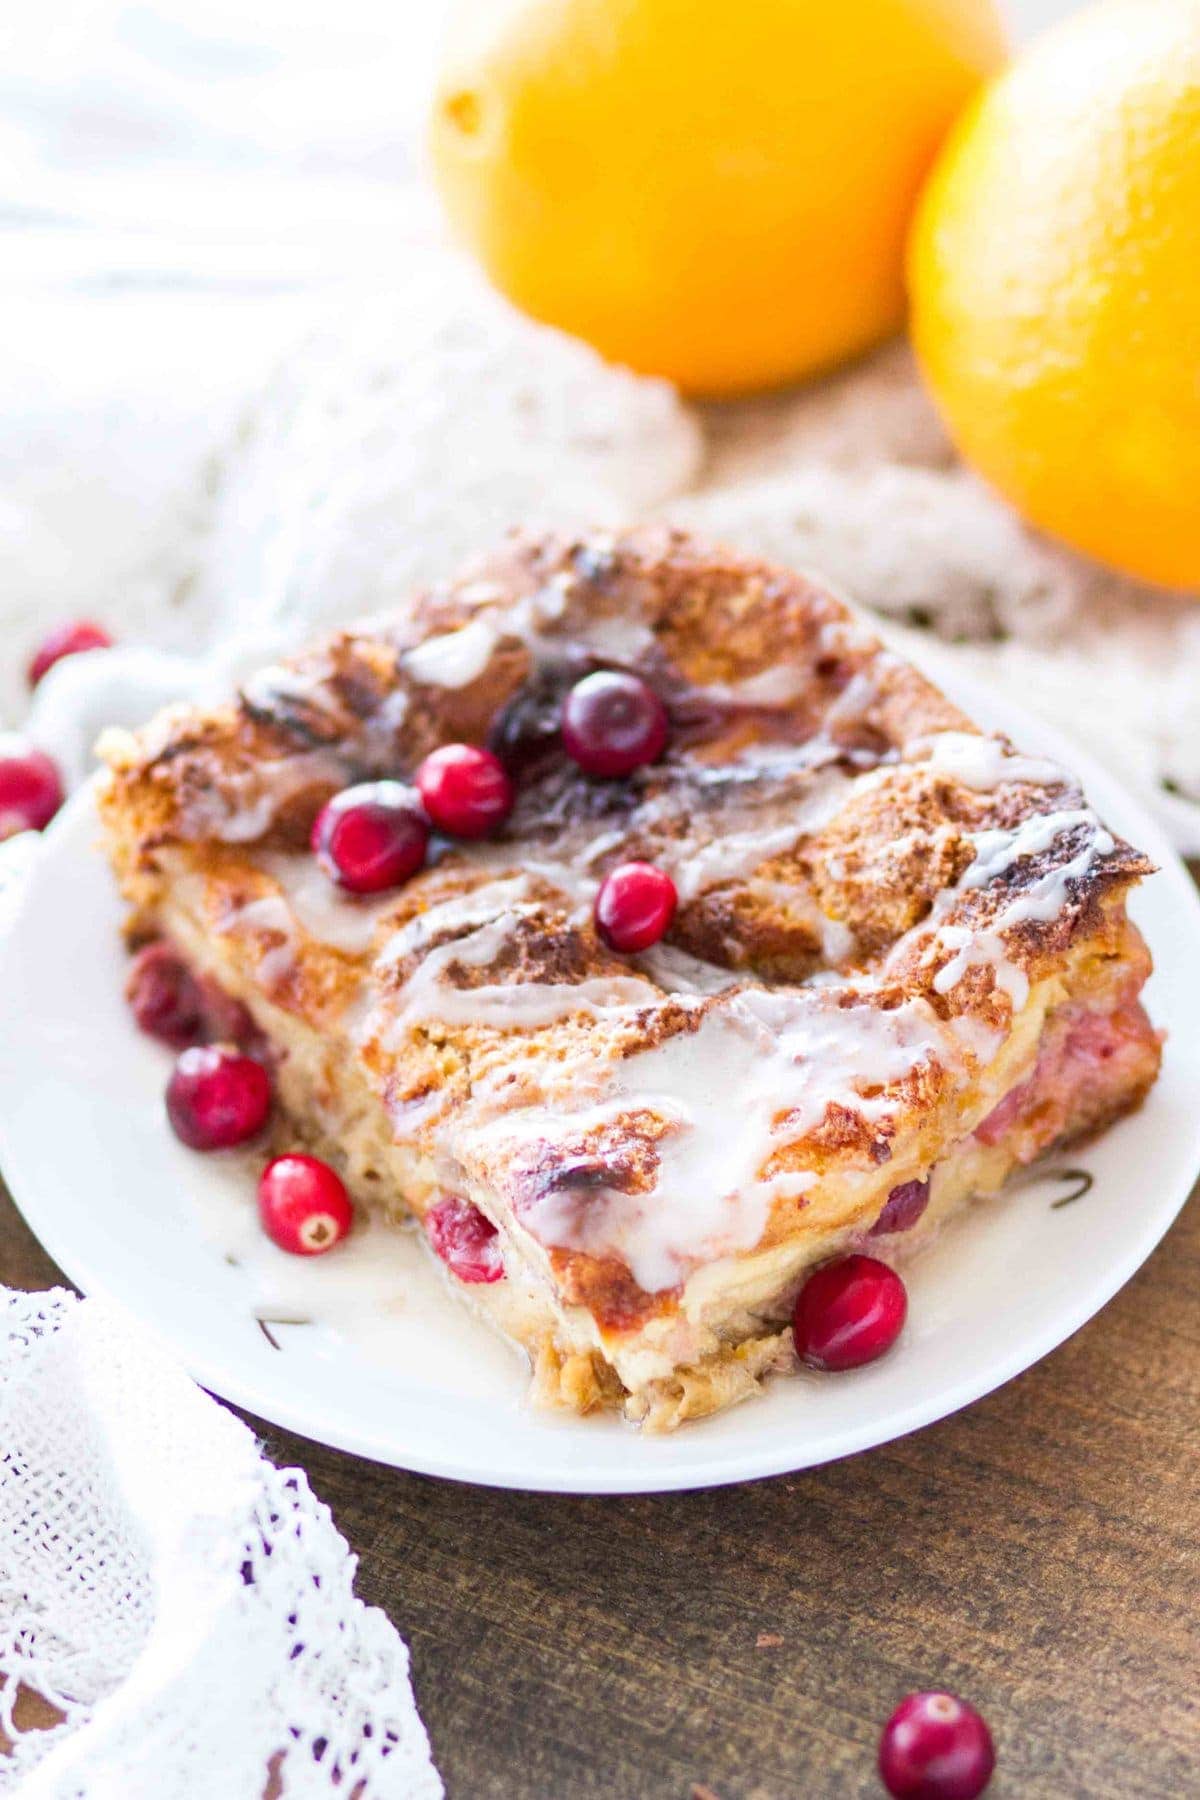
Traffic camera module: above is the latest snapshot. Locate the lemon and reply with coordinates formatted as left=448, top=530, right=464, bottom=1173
left=910, top=0, right=1200, bottom=589
left=431, top=0, right=1006, bottom=397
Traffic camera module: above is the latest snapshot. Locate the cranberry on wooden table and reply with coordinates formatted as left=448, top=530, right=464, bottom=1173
left=594, top=860, right=677, bottom=953
left=416, top=743, right=514, bottom=839
left=165, top=1045, right=271, bottom=1151
left=311, top=781, right=430, bottom=894
left=27, top=619, right=113, bottom=689
left=878, top=1691, right=995, bottom=1799
left=561, top=670, right=669, bottom=777
left=792, top=1253, right=907, bottom=1371
left=258, top=1154, right=352, bottom=1255
left=425, top=1195, right=504, bottom=1283
left=0, top=738, right=63, bottom=840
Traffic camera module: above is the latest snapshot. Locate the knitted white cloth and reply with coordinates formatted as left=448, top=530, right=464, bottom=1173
left=0, top=1284, right=441, bottom=1800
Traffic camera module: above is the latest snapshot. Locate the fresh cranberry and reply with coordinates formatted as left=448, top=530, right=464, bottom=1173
left=27, top=619, right=113, bottom=689
left=594, top=861, right=677, bottom=953
left=0, top=737, right=64, bottom=840
left=165, top=1045, right=271, bottom=1150
left=126, top=942, right=261, bottom=1052
left=870, top=1177, right=931, bottom=1237
left=258, top=1153, right=352, bottom=1255
left=561, top=670, right=669, bottom=777
left=311, top=781, right=429, bottom=894
left=792, top=1254, right=907, bottom=1371
left=416, top=743, right=513, bottom=839
left=878, top=1691, right=995, bottom=1799
left=126, top=942, right=207, bottom=1048
left=425, top=1195, right=504, bottom=1283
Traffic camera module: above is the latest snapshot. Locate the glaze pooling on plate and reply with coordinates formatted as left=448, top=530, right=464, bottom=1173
left=94, top=527, right=1160, bottom=1432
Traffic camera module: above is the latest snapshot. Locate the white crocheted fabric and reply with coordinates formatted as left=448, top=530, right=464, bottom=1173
left=0, top=1286, right=441, bottom=1800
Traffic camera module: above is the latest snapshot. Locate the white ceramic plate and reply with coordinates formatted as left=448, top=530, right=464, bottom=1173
left=2, top=675, right=1198, bottom=1494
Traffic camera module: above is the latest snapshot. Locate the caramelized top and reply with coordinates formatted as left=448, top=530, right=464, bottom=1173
left=100, top=527, right=1153, bottom=1332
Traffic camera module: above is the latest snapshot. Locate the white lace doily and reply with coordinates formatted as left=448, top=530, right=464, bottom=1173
left=0, top=1284, right=442, bottom=1799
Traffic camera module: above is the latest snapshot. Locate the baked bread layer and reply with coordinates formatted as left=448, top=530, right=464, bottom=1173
left=98, top=527, right=1161, bottom=1426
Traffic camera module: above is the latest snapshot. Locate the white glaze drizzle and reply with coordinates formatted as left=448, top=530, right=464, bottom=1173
left=381, top=916, right=659, bottom=1037
left=205, top=750, right=345, bottom=844
left=400, top=573, right=654, bottom=692
left=401, top=618, right=499, bottom=689
left=258, top=852, right=400, bottom=956
left=648, top=763, right=854, bottom=904
left=895, top=803, right=1115, bottom=1015
left=220, top=894, right=298, bottom=988
left=494, top=986, right=957, bottom=1293
left=961, top=807, right=1109, bottom=891
left=931, top=924, right=1030, bottom=1011
left=920, top=731, right=1066, bottom=792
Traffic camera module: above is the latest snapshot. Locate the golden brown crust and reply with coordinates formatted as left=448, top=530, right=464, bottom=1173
left=98, top=526, right=1160, bottom=1402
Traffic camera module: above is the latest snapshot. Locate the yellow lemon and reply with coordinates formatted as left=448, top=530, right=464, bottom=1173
left=910, top=0, right=1200, bottom=590
left=430, top=0, right=1006, bottom=397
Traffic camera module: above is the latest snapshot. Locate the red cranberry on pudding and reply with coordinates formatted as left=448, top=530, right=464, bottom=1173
left=0, top=738, right=63, bottom=840
left=594, top=861, right=677, bottom=953
left=878, top=1690, right=995, bottom=1799
left=416, top=743, right=514, bottom=839
left=128, top=942, right=262, bottom=1052
left=311, top=781, right=429, bottom=894
left=561, top=670, right=669, bottom=777
left=165, top=1045, right=271, bottom=1150
left=870, top=1177, right=931, bottom=1237
left=27, top=619, right=113, bottom=689
left=258, top=1153, right=352, bottom=1255
left=792, top=1253, right=907, bottom=1371
left=126, top=942, right=207, bottom=1048
left=425, top=1195, right=504, bottom=1283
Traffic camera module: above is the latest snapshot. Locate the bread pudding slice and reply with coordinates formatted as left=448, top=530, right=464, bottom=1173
left=97, top=527, right=1161, bottom=1430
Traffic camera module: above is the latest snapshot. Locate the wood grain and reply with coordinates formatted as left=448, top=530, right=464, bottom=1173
left=3, top=1174, right=1197, bottom=1798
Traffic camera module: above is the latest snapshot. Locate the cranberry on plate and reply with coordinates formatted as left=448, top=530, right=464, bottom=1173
left=792, top=1253, right=907, bottom=1371
left=165, top=1045, right=271, bottom=1151
left=0, top=737, right=64, bottom=840
left=878, top=1691, right=995, bottom=1799
left=416, top=743, right=514, bottom=839
left=594, top=860, right=677, bottom=953
left=27, top=619, right=113, bottom=689
left=258, top=1153, right=352, bottom=1255
left=425, top=1195, right=504, bottom=1283
left=311, top=781, right=429, bottom=894
left=561, top=670, right=669, bottom=777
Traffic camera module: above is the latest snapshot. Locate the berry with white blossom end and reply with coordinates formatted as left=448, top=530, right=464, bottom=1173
left=878, top=1691, right=995, bottom=1799
left=258, top=1154, right=352, bottom=1255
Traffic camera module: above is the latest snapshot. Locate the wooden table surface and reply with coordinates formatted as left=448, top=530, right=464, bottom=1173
left=3, top=1159, right=1197, bottom=1800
